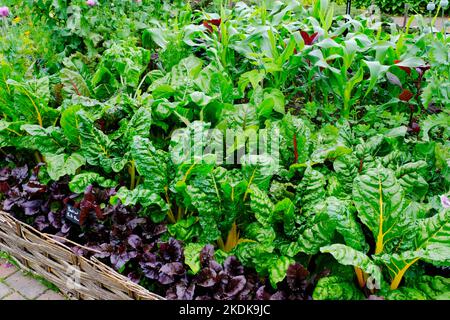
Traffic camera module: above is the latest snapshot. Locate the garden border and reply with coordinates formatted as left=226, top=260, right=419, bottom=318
left=0, top=211, right=164, bottom=300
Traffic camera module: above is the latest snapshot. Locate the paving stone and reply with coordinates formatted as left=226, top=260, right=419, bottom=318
left=4, top=272, right=47, bottom=299
left=3, top=292, right=26, bottom=300
left=36, top=290, right=65, bottom=300
left=0, top=259, right=17, bottom=279
left=0, top=282, right=13, bottom=299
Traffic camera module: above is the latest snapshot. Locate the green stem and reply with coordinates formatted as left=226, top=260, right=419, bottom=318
left=34, top=151, right=43, bottom=164
left=129, top=161, right=136, bottom=190
left=177, top=206, right=183, bottom=221
left=164, top=186, right=176, bottom=224
left=443, top=9, right=447, bottom=40
left=342, top=104, right=350, bottom=119
left=134, top=72, right=150, bottom=99
left=135, top=175, right=141, bottom=188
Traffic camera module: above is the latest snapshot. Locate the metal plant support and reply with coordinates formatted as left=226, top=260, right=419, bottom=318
left=346, top=0, right=352, bottom=15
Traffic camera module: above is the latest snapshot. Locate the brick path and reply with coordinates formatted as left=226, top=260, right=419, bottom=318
left=0, top=258, right=65, bottom=300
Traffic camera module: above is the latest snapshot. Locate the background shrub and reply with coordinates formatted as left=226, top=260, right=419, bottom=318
left=353, top=0, right=430, bottom=15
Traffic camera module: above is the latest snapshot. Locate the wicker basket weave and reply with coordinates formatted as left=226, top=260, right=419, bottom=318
left=0, top=211, right=164, bottom=300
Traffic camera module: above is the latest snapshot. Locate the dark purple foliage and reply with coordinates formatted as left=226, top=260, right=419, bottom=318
left=159, top=238, right=183, bottom=262
left=0, top=164, right=79, bottom=237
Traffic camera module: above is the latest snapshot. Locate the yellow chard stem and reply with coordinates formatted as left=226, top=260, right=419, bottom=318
left=354, top=267, right=366, bottom=288
left=390, top=258, right=420, bottom=290
left=177, top=206, right=182, bottom=221
left=223, top=222, right=239, bottom=253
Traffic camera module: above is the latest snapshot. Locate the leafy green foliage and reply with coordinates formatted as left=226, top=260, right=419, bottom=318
left=385, top=276, right=450, bottom=300
left=1, top=0, right=449, bottom=300
left=353, top=0, right=429, bottom=15
left=313, top=276, right=365, bottom=300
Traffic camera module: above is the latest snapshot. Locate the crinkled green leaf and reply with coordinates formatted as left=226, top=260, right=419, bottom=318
left=242, top=154, right=278, bottom=193
left=296, top=211, right=336, bottom=255
left=5, top=78, right=59, bottom=126
left=77, top=111, right=115, bottom=171
left=60, top=105, right=82, bottom=146
left=421, top=113, right=450, bottom=142
left=353, top=166, right=406, bottom=254
left=148, top=55, right=203, bottom=94
left=333, top=154, right=359, bottom=196
left=184, top=243, right=204, bottom=275
left=296, top=166, right=326, bottom=210
left=44, top=153, right=85, bottom=181
left=60, top=68, right=91, bottom=97
left=125, top=107, right=152, bottom=141
left=19, top=125, right=66, bottom=154
left=269, top=256, right=294, bottom=288
left=385, top=276, right=450, bottom=300
left=321, top=244, right=382, bottom=287
left=110, top=186, right=169, bottom=223
left=69, top=172, right=117, bottom=193
left=245, top=222, right=276, bottom=246
left=274, top=198, right=296, bottom=236
left=131, top=136, right=169, bottom=193
left=249, top=185, right=274, bottom=226
left=168, top=217, right=201, bottom=242
left=313, top=276, right=365, bottom=300
left=280, top=114, right=311, bottom=165
left=415, top=209, right=450, bottom=265
left=326, top=197, right=368, bottom=252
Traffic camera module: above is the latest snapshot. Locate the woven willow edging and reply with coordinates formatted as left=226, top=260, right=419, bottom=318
left=0, top=211, right=164, bottom=300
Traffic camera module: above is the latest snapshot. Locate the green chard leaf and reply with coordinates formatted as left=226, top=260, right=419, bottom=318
left=269, top=256, right=294, bottom=288
left=313, top=276, right=365, bottom=300
left=184, top=243, right=205, bottom=275
left=69, top=172, right=117, bottom=193
left=352, top=166, right=406, bottom=255
left=131, top=136, right=169, bottom=194
left=77, top=111, right=116, bottom=172
left=249, top=185, right=274, bottom=227
left=320, top=244, right=383, bottom=288
left=125, top=107, right=152, bottom=141
left=111, top=186, right=169, bottom=223
left=295, top=166, right=327, bottom=210
left=5, top=77, right=59, bottom=127
left=385, top=276, right=450, bottom=300
left=60, top=105, right=82, bottom=146
left=44, top=153, right=85, bottom=181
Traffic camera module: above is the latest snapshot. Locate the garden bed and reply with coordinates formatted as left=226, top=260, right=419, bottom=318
left=0, top=210, right=163, bottom=300
left=0, top=0, right=449, bottom=301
